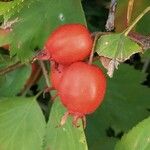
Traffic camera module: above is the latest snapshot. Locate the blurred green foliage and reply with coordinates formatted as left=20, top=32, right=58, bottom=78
left=0, top=0, right=149, bottom=150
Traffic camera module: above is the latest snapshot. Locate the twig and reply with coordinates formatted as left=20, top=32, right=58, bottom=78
left=0, top=61, right=24, bottom=75
left=124, top=6, right=150, bottom=36
left=88, top=32, right=106, bottom=64
left=19, top=66, right=42, bottom=96
left=38, top=61, right=50, bottom=87
left=127, top=0, right=135, bottom=26
left=88, top=36, right=98, bottom=64
left=105, top=0, right=117, bottom=31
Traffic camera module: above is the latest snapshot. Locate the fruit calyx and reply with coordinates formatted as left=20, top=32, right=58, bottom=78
left=60, top=111, right=87, bottom=129
left=33, top=49, right=51, bottom=61
left=50, top=61, right=67, bottom=90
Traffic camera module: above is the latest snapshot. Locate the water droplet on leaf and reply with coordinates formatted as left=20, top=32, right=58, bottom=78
left=58, top=13, right=65, bottom=21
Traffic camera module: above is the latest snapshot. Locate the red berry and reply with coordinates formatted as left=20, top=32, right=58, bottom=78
left=36, top=24, right=93, bottom=64
left=58, top=62, right=106, bottom=127
left=50, top=62, right=66, bottom=90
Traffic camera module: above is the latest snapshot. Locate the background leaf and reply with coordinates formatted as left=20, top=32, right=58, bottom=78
left=0, top=63, right=31, bottom=96
left=45, top=99, right=88, bottom=150
left=0, top=97, right=46, bottom=150
left=130, top=0, right=150, bottom=35
left=7, top=0, right=86, bottom=61
left=86, top=63, right=150, bottom=150
left=0, top=54, right=18, bottom=69
left=115, top=117, right=150, bottom=150
left=142, top=50, right=150, bottom=58
left=0, top=0, right=33, bottom=21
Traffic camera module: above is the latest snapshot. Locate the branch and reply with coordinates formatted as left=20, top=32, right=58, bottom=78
left=88, top=32, right=111, bottom=64
left=127, top=0, right=135, bottom=26
left=19, top=65, right=42, bottom=96
left=105, top=0, right=117, bottom=31
left=88, top=34, right=100, bottom=64
left=38, top=61, right=50, bottom=87
left=0, top=61, right=24, bottom=75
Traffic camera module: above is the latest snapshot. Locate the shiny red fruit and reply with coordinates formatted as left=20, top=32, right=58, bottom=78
left=50, top=62, right=66, bottom=90
left=59, top=62, right=106, bottom=116
left=44, top=24, right=93, bottom=64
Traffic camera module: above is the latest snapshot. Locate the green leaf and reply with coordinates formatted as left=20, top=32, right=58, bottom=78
left=45, top=99, right=88, bottom=150
left=95, top=33, right=142, bottom=61
left=0, top=55, right=18, bottom=69
left=130, top=0, right=150, bottom=35
left=0, top=97, right=46, bottom=150
left=0, top=64, right=31, bottom=96
left=135, top=11, right=150, bottom=35
left=0, top=0, right=33, bottom=21
left=115, top=117, right=150, bottom=150
left=8, top=0, right=86, bottom=61
left=86, top=63, right=150, bottom=150
left=142, top=49, right=150, bottom=58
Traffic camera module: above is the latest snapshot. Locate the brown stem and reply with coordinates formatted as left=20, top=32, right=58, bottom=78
left=127, top=0, right=135, bottom=26
left=105, top=0, right=117, bottom=31
left=38, top=61, right=50, bottom=87
left=0, top=61, right=24, bottom=76
left=82, top=116, right=87, bottom=129
left=19, top=66, right=42, bottom=96
left=43, top=86, right=55, bottom=98
left=88, top=33, right=102, bottom=65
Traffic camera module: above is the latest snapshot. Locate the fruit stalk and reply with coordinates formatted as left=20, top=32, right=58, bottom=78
left=39, top=61, right=51, bottom=87
left=0, top=62, right=24, bottom=75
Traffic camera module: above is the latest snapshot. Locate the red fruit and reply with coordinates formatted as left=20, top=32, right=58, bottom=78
left=0, top=28, right=10, bottom=50
left=50, top=61, right=66, bottom=90
left=58, top=62, right=106, bottom=127
left=36, top=24, right=93, bottom=64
